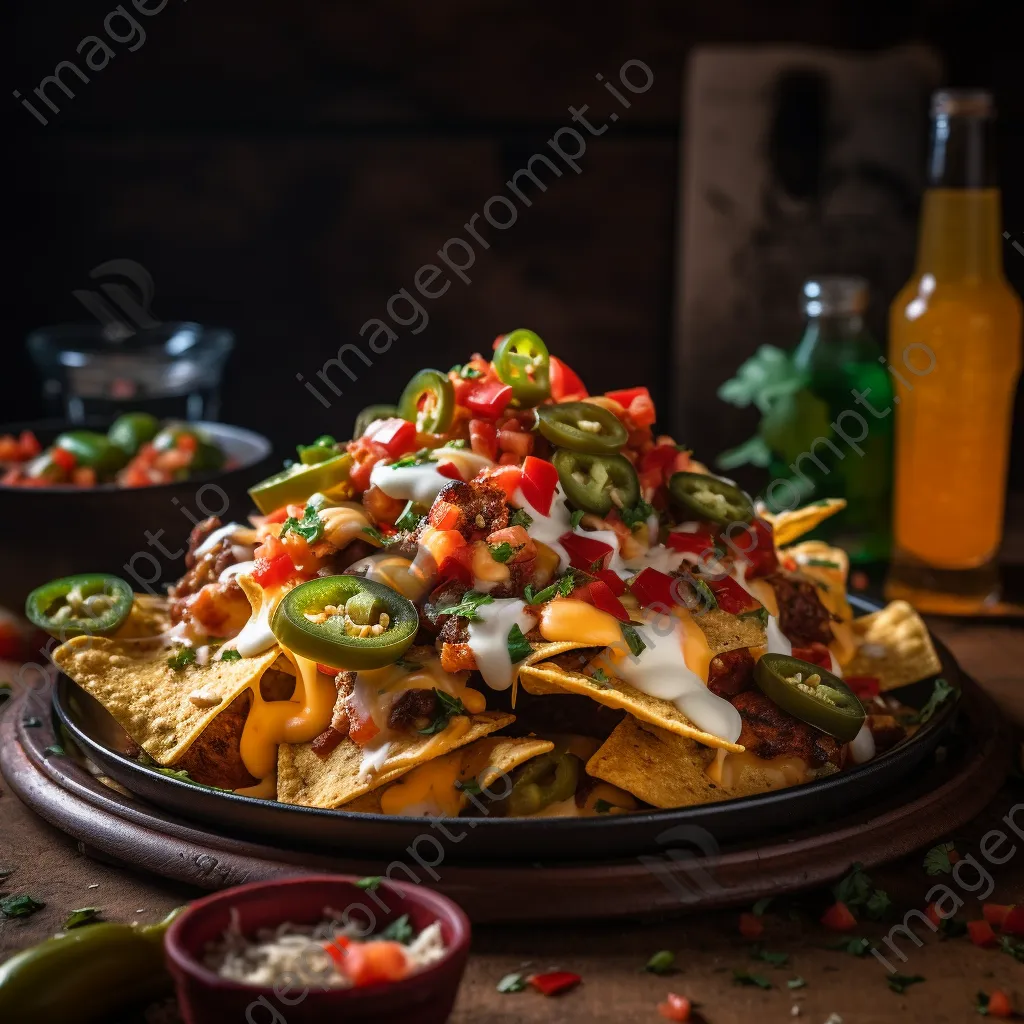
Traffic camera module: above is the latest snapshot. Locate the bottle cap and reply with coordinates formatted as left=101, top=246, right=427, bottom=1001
left=931, top=89, right=994, bottom=118
left=802, top=276, right=868, bottom=317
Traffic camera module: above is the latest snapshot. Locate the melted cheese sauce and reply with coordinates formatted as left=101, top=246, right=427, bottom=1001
left=380, top=756, right=464, bottom=817
left=370, top=462, right=453, bottom=505
left=466, top=599, right=537, bottom=690
left=346, top=552, right=433, bottom=602
left=538, top=599, right=623, bottom=647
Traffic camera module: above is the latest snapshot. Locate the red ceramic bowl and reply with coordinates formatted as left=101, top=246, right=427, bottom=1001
left=164, top=875, right=471, bottom=1024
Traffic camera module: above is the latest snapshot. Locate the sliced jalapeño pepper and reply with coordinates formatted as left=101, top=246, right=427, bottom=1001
left=398, top=370, right=454, bottom=433
left=501, top=750, right=580, bottom=816
left=107, top=412, right=160, bottom=455
left=297, top=435, right=338, bottom=466
left=271, top=575, right=419, bottom=670
left=353, top=404, right=399, bottom=439
left=754, top=653, right=866, bottom=743
left=668, top=471, right=753, bottom=526
left=493, top=329, right=550, bottom=406
left=536, top=401, right=628, bottom=453
left=25, top=573, right=134, bottom=639
left=552, top=448, right=640, bottom=516
left=54, top=431, right=128, bottom=477
left=249, top=453, right=352, bottom=514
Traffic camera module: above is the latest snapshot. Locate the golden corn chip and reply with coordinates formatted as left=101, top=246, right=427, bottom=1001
left=113, top=593, right=172, bottom=639
left=696, top=607, right=767, bottom=654
left=764, top=498, right=847, bottom=546
left=782, top=539, right=854, bottom=623
left=844, top=600, right=942, bottom=691
left=276, top=711, right=514, bottom=809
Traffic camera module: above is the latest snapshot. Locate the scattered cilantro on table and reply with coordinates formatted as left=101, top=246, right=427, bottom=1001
left=787, top=977, right=807, bottom=990
left=923, top=842, right=956, bottom=876
left=732, top=970, right=772, bottom=989
left=886, top=973, right=925, bottom=994
left=63, top=907, right=101, bottom=929
left=833, top=863, right=890, bottom=919
left=826, top=936, right=873, bottom=956
left=496, top=972, right=527, bottom=993
left=752, top=948, right=789, bottom=967
left=645, top=950, right=675, bottom=974
left=0, top=894, right=45, bottom=918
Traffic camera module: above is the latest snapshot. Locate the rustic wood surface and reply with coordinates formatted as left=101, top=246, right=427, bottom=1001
left=1, top=615, right=1022, bottom=1022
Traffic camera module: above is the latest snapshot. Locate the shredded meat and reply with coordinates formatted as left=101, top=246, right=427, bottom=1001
left=169, top=515, right=251, bottom=631
left=767, top=571, right=834, bottom=646
left=731, top=690, right=840, bottom=766
left=425, top=480, right=509, bottom=540
left=707, top=648, right=755, bottom=698
left=184, top=516, right=221, bottom=569
left=388, top=688, right=439, bottom=731
left=311, top=671, right=354, bottom=759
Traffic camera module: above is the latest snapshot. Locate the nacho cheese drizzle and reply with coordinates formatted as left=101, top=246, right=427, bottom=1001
left=466, top=599, right=537, bottom=690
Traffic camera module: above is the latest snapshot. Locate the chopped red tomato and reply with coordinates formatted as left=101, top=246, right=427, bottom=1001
left=469, top=419, right=499, bottom=461
left=497, top=428, right=534, bottom=459
left=846, top=675, right=880, bottom=698
left=486, top=525, right=536, bottom=562
left=629, top=567, right=680, bottom=609
left=742, top=518, right=779, bottom=579
left=72, top=467, right=97, bottom=487
left=333, top=939, right=408, bottom=986
left=665, top=527, right=717, bottom=558
left=50, top=446, right=77, bottom=472
left=520, top=456, right=558, bottom=515
left=348, top=704, right=381, bottom=746
left=176, top=432, right=199, bottom=453
left=347, top=437, right=389, bottom=493
left=606, top=386, right=648, bottom=408
left=606, top=386, right=656, bottom=427
left=820, top=901, right=857, bottom=931
left=982, top=904, right=1014, bottom=929
left=528, top=971, right=581, bottom=997
left=792, top=643, right=834, bottom=671
left=438, top=550, right=474, bottom=586
left=478, top=464, right=522, bottom=499
left=925, top=902, right=942, bottom=928
left=263, top=505, right=291, bottom=525
left=0, top=431, right=42, bottom=462
left=738, top=912, right=764, bottom=939
left=594, top=568, right=626, bottom=596
left=366, top=417, right=417, bottom=458
left=968, top=919, right=998, bottom=947
left=465, top=378, right=513, bottom=418
left=702, top=573, right=762, bottom=616
left=985, top=990, right=1014, bottom=1018
left=1002, top=905, right=1024, bottom=936
left=252, top=553, right=294, bottom=589
left=578, top=579, right=629, bottom=622
left=436, top=461, right=463, bottom=481
left=316, top=663, right=339, bottom=676
left=559, top=531, right=615, bottom=572
left=657, top=993, right=691, bottom=1022
left=550, top=356, right=588, bottom=401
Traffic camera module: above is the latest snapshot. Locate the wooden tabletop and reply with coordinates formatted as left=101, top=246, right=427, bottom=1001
left=2, top=615, right=1022, bottom=1023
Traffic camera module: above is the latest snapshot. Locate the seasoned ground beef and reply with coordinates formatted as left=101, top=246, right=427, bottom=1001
left=707, top=648, right=755, bottom=698
left=388, top=688, right=438, bottom=731
left=425, top=480, right=509, bottom=540
left=767, top=572, right=834, bottom=646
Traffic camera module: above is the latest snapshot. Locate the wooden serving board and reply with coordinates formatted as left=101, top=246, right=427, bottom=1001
left=0, top=677, right=1013, bottom=924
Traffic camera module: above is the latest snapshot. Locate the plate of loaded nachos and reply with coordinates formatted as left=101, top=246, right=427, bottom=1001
left=39, top=330, right=958, bottom=858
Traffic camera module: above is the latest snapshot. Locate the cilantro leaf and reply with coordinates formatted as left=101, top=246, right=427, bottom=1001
left=64, top=907, right=101, bottom=929
left=444, top=438, right=468, bottom=447
left=418, top=690, right=468, bottom=735
left=691, top=576, right=718, bottom=612
left=450, top=364, right=484, bottom=380
left=887, top=973, right=925, bottom=994
left=219, top=649, right=242, bottom=662
left=826, top=936, right=873, bottom=956
left=280, top=503, right=324, bottom=544
left=0, top=894, right=45, bottom=918
left=620, top=498, right=655, bottom=529
left=787, top=977, right=807, bottom=990
left=645, top=950, right=675, bottom=974
left=805, top=558, right=840, bottom=568
left=136, top=752, right=231, bottom=792
left=912, top=678, right=957, bottom=724
left=620, top=623, right=646, bottom=659
left=591, top=668, right=610, bottom=684
left=523, top=571, right=579, bottom=605
left=507, top=624, right=532, bottom=664
left=923, top=842, right=955, bottom=876
left=999, top=935, right=1024, bottom=962
left=167, top=647, right=196, bottom=670
left=490, top=542, right=518, bottom=563
left=733, top=970, right=772, bottom=989
left=44, top=744, right=64, bottom=756
left=440, top=591, right=494, bottom=622
left=976, top=991, right=991, bottom=1015
left=865, top=889, right=892, bottom=920
left=569, top=509, right=585, bottom=529
left=379, top=914, right=414, bottom=943
left=753, top=948, right=789, bottom=967
left=833, top=862, right=872, bottom=906
left=497, top=972, right=527, bottom=993
left=362, top=525, right=388, bottom=545
left=356, top=876, right=382, bottom=890
left=457, top=778, right=482, bottom=796
left=509, top=508, right=533, bottom=530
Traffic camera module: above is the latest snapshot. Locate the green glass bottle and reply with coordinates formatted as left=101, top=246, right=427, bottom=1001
left=779, top=276, right=893, bottom=562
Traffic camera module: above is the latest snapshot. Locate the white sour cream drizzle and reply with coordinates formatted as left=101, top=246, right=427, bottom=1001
left=466, top=599, right=537, bottom=691
left=233, top=584, right=282, bottom=657
left=358, top=738, right=393, bottom=778
left=195, top=522, right=247, bottom=558
left=428, top=447, right=493, bottom=478
left=765, top=614, right=793, bottom=656
left=849, top=722, right=876, bottom=764
left=369, top=463, right=454, bottom=505
left=220, top=560, right=257, bottom=582
left=611, top=620, right=742, bottom=744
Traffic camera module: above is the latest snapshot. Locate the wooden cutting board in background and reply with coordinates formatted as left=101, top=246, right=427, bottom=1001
left=673, top=44, right=942, bottom=475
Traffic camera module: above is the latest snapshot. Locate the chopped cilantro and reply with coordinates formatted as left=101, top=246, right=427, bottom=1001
left=509, top=508, right=533, bottom=530
left=691, top=576, right=718, bottom=612
left=44, top=744, right=64, bottom=756
left=569, top=509, right=585, bottom=529
left=440, top=591, right=494, bottom=622
left=137, top=752, right=231, bottom=791
left=741, top=606, right=770, bottom=627
left=362, top=525, right=388, bottom=545
left=507, top=624, right=532, bottom=664
left=645, top=950, right=675, bottom=974
left=733, top=970, right=772, bottom=989
left=911, top=678, right=957, bottom=724
left=0, top=894, right=45, bottom=918
left=923, top=842, right=955, bottom=876
left=787, top=977, right=807, bottom=990
left=457, top=778, right=482, bottom=796
left=833, top=862, right=889, bottom=919
left=887, top=973, right=925, bottom=994
left=280, top=503, right=325, bottom=544
left=497, top=972, right=527, bottom=993
left=418, top=691, right=468, bottom=735
left=450, top=364, right=484, bottom=380
left=865, top=889, right=892, bottom=920
left=1000, top=935, right=1024, bottom=962
left=395, top=501, right=424, bottom=533
left=167, top=647, right=196, bottom=670
left=356, top=876, right=382, bottom=891
left=64, top=907, right=101, bottom=929
left=593, top=799, right=613, bottom=814
left=753, top=948, right=789, bottom=967
left=591, top=668, right=610, bottom=684
left=620, top=623, right=646, bottom=659
left=444, top=438, right=468, bottom=447
left=380, top=914, right=414, bottom=943
left=826, top=936, right=873, bottom=956
left=620, top=498, right=655, bottom=529
left=524, top=572, right=577, bottom=605
left=219, top=649, right=242, bottom=662
left=490, top=541, right=519, bottom=563
left=805, top=558, right=840, bottom=568
left=389, top=448, right=432, bottom=469
left=976, top=991, right=992, bottom=1015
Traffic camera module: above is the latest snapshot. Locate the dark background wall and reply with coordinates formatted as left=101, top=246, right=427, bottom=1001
left=7, top=0, right=1024, bottom=486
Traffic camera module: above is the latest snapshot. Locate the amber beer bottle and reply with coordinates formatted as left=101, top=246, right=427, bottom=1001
left=887, top=90, right=1022, bottom=612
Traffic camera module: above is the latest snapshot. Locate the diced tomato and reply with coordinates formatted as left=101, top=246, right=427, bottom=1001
left=594, top=568, right=626, bottom=596
left=550, top=356, right=588, bottom=401
left=438, top=550, right=474, bottom=586
left=322, top=933, right=352, bottom=966
left=559, top=531, right=615, bottom=572
left=968, top=919, right=998, bottom=947
left=792, top=643, right=834, bottom=671
left=18, top=430, right=41, bottom=458
left=479, top=464, right=522, bottom=499
left=176, top=432, right=199, bottom=453
left=335, top=940, right=408, bottom=986
left=982, top=904, right=1013, bottom=929
left=665, top=527, right=717, bottom=558
left=738, top=912, right=764, bottom=939
left=657, top=993, right=691, bottom=1022
left=0, top=436, right=20, bottom=461
left=347, top=437, right=389, bottom=493
left=527, top=971, right=581, bottom=997
left=469, top=419, right=499, bottom=461
left=580, top=579, right=629, bottom=622
left=366, top=417, right=417, bottom=458
left=465, top=378, right=513, bottom=418
left=520, top=456, right=559, bottom=515
left=316, top=663, right=339, bottom=677
left=497, top=429, right=534, bottom=459
left=420, top=527, right=467, bottom=570
left=71, top=466, right=97, bottom=487
left=51, top=446, right=77, bottom=472
left=820, top=901, right=857, bottom=931
left=743, top=517, right=779, bottom=579
left=606, top=386, right=648, bottom=408
left=1002, top=905, right=1024, bottom=936
left=606, top=386, right=656, bottom=427
left=280, top=530, right=329, bottom=573
left=348, top=704, right=381, bottom=746
left=436, top=461, right=464, bottom=481
left=702, top=573, right=762, bottom=616
left=986, top=990, right=1014, bottom=1018
left=846, top=675, right=881, bottom=699
left=428, top=498, right=462, bottom=532
left=925, top=903, right=942, bottom=928
left=486, top=525, right=536, bottom=562
left=121, top=465, right=153, bottom=488
left=251, top=552, right=294, bottom=589
left=629, top=567, right=680, bottom=609
left=263, top=505, right=291, bottom=524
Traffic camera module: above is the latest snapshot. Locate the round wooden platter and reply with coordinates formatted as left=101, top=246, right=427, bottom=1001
left=0, top=676, right=1014, bottom=924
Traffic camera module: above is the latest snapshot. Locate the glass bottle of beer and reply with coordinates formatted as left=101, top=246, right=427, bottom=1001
left=887, top=90, right=1022, bottom=613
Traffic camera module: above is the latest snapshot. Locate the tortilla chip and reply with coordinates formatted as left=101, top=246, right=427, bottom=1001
left=52, top=634, right=281, bottom=764
left=114, top=594, right=172, bottom=639
left=764, top=498, right=847, bottom=546
left=696, top=607, right=767, bottom=654
left=586, top=716, right=783, bottom=809
left=342, top=735, right=554, bottom=814
left=844, top=600, right=941, bottom=691
left=276, top=711, right=514, bottom=809
left=519, top=664, right=743, bottom=753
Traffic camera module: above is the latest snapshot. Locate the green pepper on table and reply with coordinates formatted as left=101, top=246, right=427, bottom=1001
left=493, top=329, right=550, bottom=406
left=25, top=573, right=134, bottom=639
left=271, top=575, right=419, bottom=669
left=535, top=401, right=628, bottom=454
left=754, top=653, right=866, bottom=742
left=398, top=369, right=455, bottom=434
left=552, top=448, right=640, bottom=516
left=669, top=470, right=753, bottom=526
